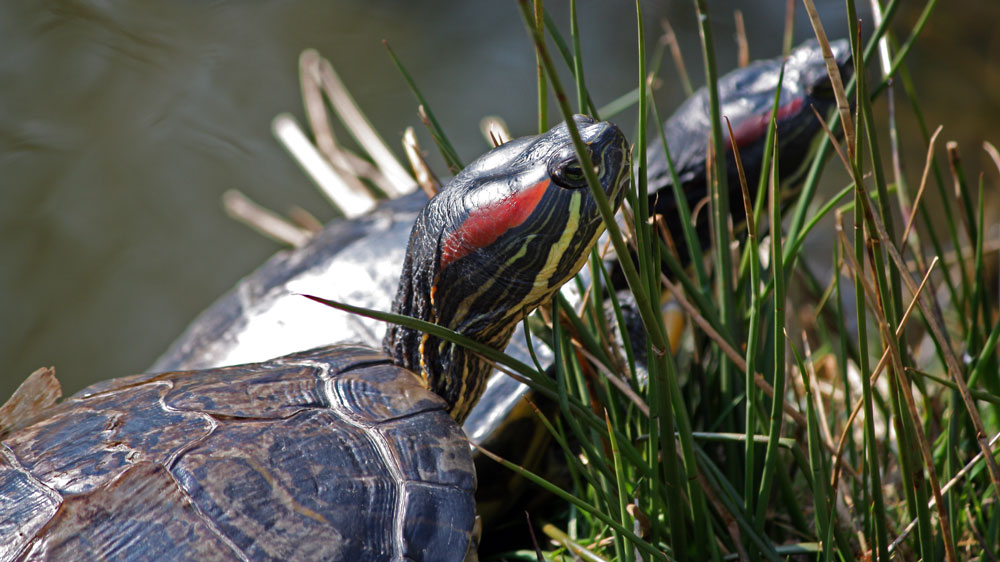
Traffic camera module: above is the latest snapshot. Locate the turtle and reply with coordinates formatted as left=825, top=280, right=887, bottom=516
left=0, top=115, right=630, bottom=561
left=145, top=38, right=855, bottom=534
left=641, top=38, right=853, bottom=269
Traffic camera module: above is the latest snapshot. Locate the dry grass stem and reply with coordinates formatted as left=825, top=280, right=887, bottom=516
left=480, top=116, right=512, bottom=147
left=403, top=127, right=440, bottom=197
left=222, top=189, right=313, bottom=247
left=315, top=55, right=418, bottom=197
left=900, top=125, right=943, bottom=250
left=271, top=113, right=377, bottom=217
left=659, top=18, right=693, bottom=97
left=733, top=10, right=749, bottom=68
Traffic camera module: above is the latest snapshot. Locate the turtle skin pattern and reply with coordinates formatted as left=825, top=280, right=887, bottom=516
left=0, top=345, right=475, bottom=561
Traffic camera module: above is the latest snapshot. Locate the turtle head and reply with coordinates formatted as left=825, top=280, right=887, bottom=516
left=793, top=38, right=853, bottom=105
left=385, top=115, right=629, bottom=422
left=717, top=38, right=854, bottom=155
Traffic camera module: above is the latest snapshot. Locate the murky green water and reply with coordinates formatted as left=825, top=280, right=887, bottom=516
left=2, top=0, right=997, bottom=401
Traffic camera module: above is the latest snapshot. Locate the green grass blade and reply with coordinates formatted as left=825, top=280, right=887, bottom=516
left=692, top=0, right=736, bottom=413
left=382, top=41, right=463, bottom=174
left=534, top=0, right=548, bottom=132
left=754, top=135, right=787, bottom=529
left=649, top=92, right=709, bottom=289
left=569, top=0, right=586, bottom=114
left=541, top=10, right=600, bottom=117
left=787, top=335, right=835, bottom=560
left=605, top=410, right=634, bottom=562
left=724, top=115, right=763, bottom=523
left=305, top=293, right=655, bottom=472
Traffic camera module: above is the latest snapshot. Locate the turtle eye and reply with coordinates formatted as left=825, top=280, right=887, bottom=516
left=549, top=154, right=590, bottom=189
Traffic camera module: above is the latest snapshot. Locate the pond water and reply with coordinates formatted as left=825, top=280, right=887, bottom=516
left=2, top=0, right=997, bottom=400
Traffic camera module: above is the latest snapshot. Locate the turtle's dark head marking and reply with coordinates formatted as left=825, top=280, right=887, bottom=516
left=385, top=115, right=629, bottom=422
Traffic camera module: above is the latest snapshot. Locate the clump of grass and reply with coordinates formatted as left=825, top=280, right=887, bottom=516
left=482, top=0, right=998, bottom=560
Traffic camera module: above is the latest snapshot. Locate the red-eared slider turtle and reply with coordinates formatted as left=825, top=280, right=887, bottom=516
left=146, top=38, right=854, bottom=533
left=643, top=38, right=852, bottom=267
left=0, top=115, right=629, bottom=561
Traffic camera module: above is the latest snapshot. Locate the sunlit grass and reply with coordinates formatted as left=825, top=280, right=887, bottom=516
left=489, top=0, right=996, bottom=560
left=315, top=0, right=998, bottom=558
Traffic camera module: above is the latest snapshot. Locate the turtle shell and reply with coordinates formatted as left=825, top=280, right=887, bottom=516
left=149, top=190, right=556, bottom=527
left=0, top=345, right=476, bottom=561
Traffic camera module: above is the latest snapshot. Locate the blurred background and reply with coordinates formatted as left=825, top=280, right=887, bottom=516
left=2, top=0, right=998, bottom=399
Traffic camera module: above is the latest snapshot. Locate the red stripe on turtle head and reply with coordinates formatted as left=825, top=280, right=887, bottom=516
left=439, top=179, right=551, bottom=269
left=724, top=96, right=805, bottom=151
